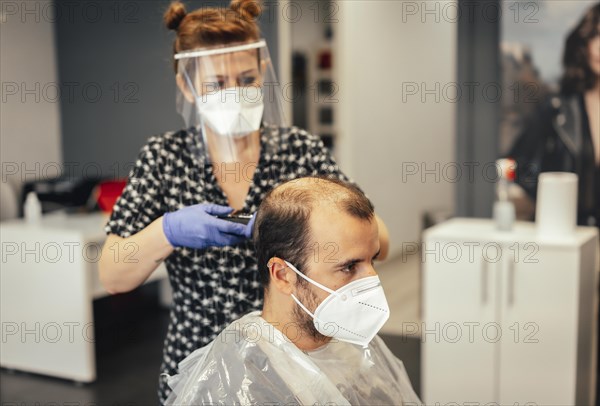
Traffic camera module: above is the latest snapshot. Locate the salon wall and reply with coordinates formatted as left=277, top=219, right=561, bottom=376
left=335, top=1, right=457, bottom=257
left=0, top=0, right=63, bottom=200
left=54, top=0, right=181, bottom=180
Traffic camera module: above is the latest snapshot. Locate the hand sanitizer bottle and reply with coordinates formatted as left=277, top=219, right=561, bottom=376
left=493, top=159, right=516, bottom=231
left=24, top=191, right=42, bottom=224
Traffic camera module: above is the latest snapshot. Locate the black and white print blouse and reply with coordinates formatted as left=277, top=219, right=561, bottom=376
left=104, top=125, right=357, bottom=404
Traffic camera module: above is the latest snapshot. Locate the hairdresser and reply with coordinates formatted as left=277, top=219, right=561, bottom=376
left=98, top=0, right=389, bottom=403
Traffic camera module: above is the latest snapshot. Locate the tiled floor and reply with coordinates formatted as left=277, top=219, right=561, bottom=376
left=0, top=277, right=423, bottom=405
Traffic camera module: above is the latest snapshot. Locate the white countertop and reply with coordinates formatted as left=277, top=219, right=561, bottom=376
left=424, top=217, right=598, bottom=247
left=0, top=210, right=110, bottom=240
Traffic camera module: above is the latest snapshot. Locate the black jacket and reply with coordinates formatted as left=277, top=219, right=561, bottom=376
left=508, top=93, right=599, bottom=227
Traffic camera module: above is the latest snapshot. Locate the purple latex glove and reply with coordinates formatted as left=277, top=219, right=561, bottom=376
left=162, top=203, right=249, bottom=249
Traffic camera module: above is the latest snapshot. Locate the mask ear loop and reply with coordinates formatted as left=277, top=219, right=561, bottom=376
left=284, top=260, right=338, bottom=296
left=181, top=62, right=207, bottom=134
left=284, top=260, right=339, bottom=313
left=182, top=64, right=201, bottom=101
left=286, top=260, right=337, bottom=331
left=290, top=294, right=316, bottom=318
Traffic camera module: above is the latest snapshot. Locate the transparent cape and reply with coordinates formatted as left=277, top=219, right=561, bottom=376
left=175, top=39, right=288, bottom=163
left=162, top=311, right=424, bottom=405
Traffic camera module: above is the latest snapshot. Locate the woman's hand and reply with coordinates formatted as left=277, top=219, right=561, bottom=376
left=162, top=203, right=254, bottom=249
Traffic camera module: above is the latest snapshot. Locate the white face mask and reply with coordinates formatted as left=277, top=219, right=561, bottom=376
left=196, top=86, right=264, bottom=138
left=285, top=260, right=390, bottom=347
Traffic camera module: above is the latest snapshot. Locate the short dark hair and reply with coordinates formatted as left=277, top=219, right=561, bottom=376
left=253, top=176, right=375, bottom=288
left=560, top=3, right=600, bottom=95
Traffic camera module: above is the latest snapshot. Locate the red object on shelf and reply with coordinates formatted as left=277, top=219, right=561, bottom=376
left=318, top=50, right=332, bottom=70
left=506, top=166, right=516, bottom=182
left=96, top=179, right=127, bottom=212
left=505, top=158, right=516, bottom=181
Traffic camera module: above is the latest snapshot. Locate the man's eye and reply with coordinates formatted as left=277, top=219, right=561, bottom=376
left=343, top=263, right=358, bottom=273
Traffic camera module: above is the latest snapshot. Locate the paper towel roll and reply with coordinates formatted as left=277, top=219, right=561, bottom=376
left=535, top=172, right=578, bottom=238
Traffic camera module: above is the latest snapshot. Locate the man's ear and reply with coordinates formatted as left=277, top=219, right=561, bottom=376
left=176, top=73, right=195, bottom=104
left=267, top=257, right=297, bottom=295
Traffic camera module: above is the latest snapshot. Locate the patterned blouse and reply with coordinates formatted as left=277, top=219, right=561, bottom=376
left=104, top=125, right=356, bottom=404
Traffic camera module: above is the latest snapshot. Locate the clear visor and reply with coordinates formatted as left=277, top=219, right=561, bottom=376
left=175, top=40, right=287, bottom=163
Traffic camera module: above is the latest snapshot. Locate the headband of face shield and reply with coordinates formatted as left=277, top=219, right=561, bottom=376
left=175, top=40, right=288, bottom=163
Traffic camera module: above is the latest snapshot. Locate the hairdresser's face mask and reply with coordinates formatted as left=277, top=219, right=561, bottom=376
left=285, top=260, right=390, bottom=347
left=196, top=86, right=264, bottom=138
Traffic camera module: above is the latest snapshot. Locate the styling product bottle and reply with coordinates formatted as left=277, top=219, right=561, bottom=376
left=493, top=158, right=516, bottom=231
left=24, top=191, right=42, bottom=224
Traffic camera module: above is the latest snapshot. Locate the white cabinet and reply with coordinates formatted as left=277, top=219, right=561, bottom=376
left=421, top=218, right=599, bottom=405
left=0, top=211, right=169, bottom=382
left=422, top=240, right=497, bottom=402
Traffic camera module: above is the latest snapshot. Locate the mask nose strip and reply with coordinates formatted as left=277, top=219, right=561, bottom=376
left=352, top=281, right=381, bottom=296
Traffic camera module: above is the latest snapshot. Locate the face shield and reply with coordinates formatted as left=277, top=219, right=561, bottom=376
left=175, top=39, right=287, bottom=163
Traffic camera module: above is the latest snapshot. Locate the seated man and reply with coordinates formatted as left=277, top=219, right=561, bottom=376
left=164, top=176, right=422, bottom=405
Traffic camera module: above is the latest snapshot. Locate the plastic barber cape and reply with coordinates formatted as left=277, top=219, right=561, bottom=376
left=163, top=311, right=423, bottom=405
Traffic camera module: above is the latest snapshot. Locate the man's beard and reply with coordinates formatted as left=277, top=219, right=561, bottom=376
left=292, top=280, right=329, bottom=343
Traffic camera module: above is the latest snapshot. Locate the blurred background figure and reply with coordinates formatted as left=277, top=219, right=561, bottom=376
left=506, top=1, right=600, bottom=396
left=506, top=2, right=600, bottom=226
